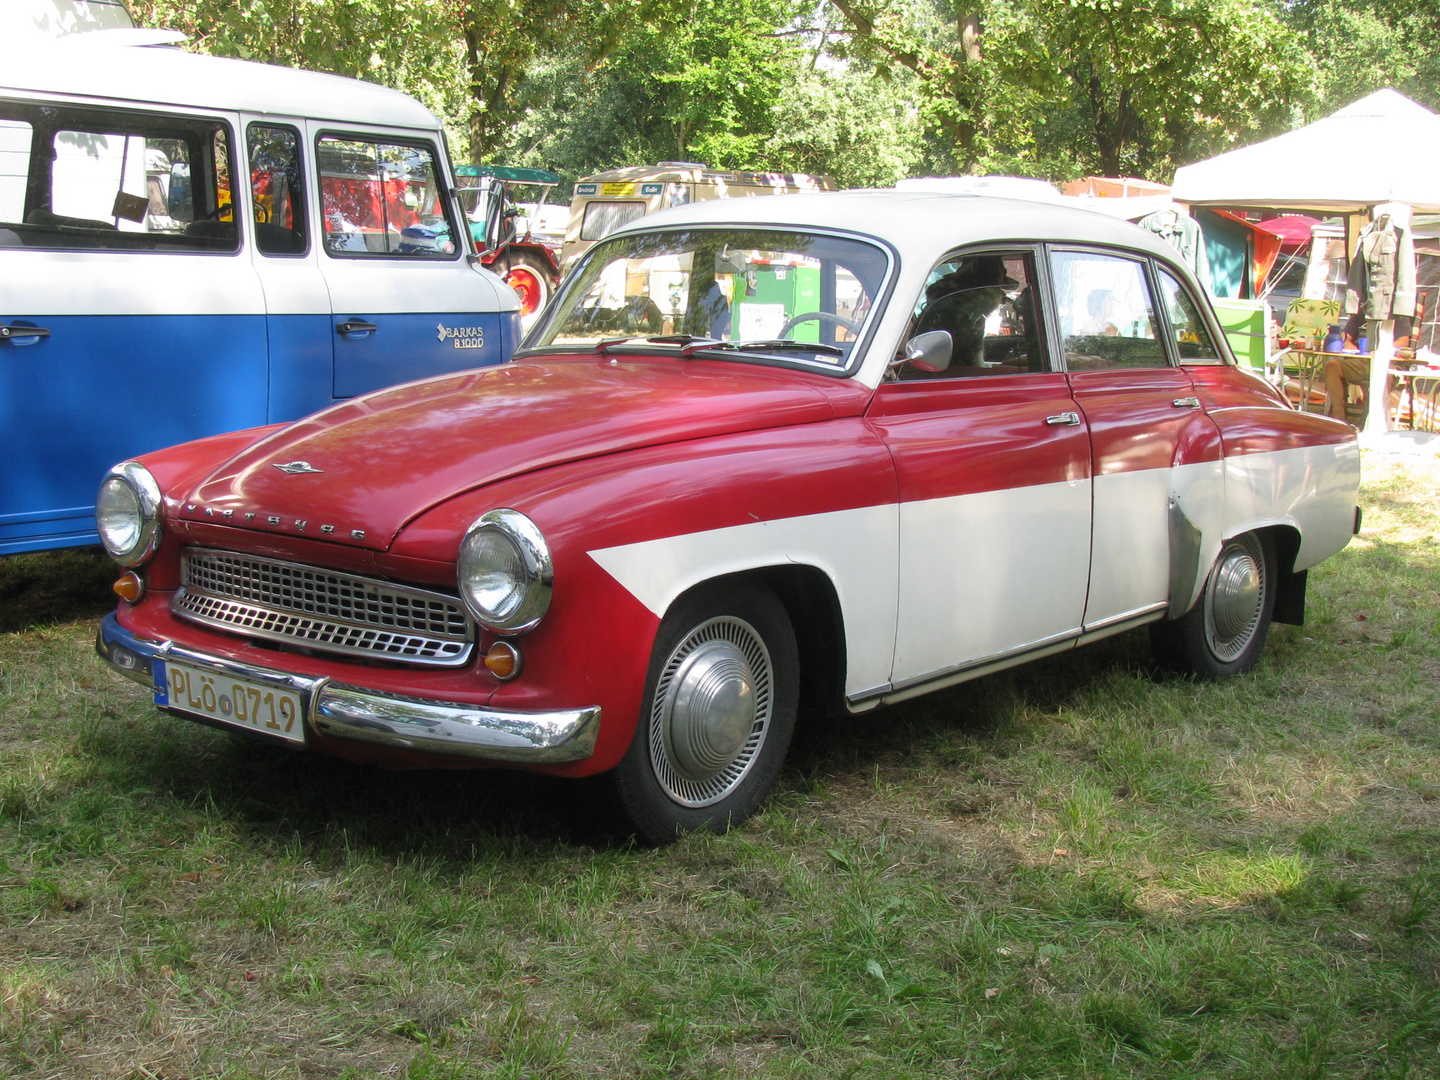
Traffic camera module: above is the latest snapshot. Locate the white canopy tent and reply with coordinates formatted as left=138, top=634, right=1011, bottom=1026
left=1172, top=89, right=1440, bottom=213
left=1174, top=89, right=1440, bottom=439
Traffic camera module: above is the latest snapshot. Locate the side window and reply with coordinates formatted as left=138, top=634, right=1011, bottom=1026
left=1157, top=267, right=1224, bottom=364
left=0, top=100, right=236, bottom=252
left=248, top=124, right=307, bottom=256
left=0, top=119, right=31, bottom=228
left=317, top=135, right=457, bottom=258
left=899, top=251, right=1044, bottom=379
left=1050, top=250, right=1167, bottom=370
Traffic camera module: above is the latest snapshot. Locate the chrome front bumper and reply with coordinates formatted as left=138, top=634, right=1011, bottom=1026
left=96, top=613, right=601, bottom=763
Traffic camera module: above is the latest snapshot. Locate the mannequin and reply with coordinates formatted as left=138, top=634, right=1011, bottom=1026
left=1326, top=204, right=1417, bottom=424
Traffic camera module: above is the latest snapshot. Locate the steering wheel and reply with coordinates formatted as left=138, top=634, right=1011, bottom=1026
left=253, top=203, right=270, bottom=224
left=778, top=311, right=862, bottom=338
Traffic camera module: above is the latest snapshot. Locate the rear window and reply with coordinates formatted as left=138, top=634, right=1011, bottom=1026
left=0, top=99, right=236, bottom=253
left=580, top=200, right=646, bottom=242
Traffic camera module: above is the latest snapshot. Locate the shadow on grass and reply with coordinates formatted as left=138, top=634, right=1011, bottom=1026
left=71, top=628, right=1154, bottom=869
left=0, top=548, right=116, bottom=633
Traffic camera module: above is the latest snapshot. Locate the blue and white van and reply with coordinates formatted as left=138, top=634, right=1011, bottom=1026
left=1, top=42, right=521, bottom=554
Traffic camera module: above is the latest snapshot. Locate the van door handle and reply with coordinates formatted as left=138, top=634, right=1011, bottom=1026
left=0, top=323, right=50, bottom=343
left=1045, top=411, right=1081, bottom=426
left=1173, top=396, right=1201, bottom=409
left=336, top=319, right=378, bottom=337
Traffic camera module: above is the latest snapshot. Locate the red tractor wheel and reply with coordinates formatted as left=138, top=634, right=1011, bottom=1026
left=505, top=255, right=553, bottom=318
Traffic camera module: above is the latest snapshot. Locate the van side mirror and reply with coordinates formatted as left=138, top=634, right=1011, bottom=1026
left=480, top=177, right=512, bottom=255
left=902, top=330, right=952, bottom=373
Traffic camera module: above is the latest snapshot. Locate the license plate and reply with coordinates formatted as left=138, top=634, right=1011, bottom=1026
left=157, top=659, right=306, bottom=743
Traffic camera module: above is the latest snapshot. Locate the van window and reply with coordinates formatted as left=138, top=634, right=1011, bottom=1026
left=581, top=200, right=646, bottom=242
left=317, top=135, right=457, bottom=258
left=0, top=100, right=236, bottom=252
left=248, top=124, right=307, bottom=256
left=0, top=120, right=30, bottom=223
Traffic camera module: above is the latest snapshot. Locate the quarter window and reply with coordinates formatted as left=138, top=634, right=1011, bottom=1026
left=1050, top=250, right=1167, bottom=370
left=317, top=135, right=456, bottom=258
left=1157, top=267, right=1224, bottom=363
left=899, top=251, right=1045, bottom=379
left=248, top=124, right=307, bottom=256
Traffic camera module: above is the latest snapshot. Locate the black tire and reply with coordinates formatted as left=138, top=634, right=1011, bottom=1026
left=611, top=581, right=799, bottom=845
left=1150, top=530, right=1276, bottom=679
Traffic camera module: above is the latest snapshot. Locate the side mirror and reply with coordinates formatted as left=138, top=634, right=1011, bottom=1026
left=903, top=330, right=952, bottom=373
left=480, top=178, right=512, bottom=255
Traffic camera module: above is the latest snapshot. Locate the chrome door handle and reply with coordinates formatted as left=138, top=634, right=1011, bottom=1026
left=1173, top=396, right=1201, bottom=409
left=1045, top=411, right=1081, bottom=426
left=0, top=323, right=50, bottom=343
left=336, top=319, right=378, bottom=337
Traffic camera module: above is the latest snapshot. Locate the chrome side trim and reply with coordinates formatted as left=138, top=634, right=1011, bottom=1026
left=95, top=614, right=601, bottom=763
left=848, top=604, right=1176, bottom=711
left=1080, top=601, right=1170, bottom=637
left=1075, top=605, right=1169, bottom=646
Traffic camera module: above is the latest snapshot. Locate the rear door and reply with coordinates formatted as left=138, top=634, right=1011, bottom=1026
left=0, top=98, right=266, bottom=554
left=1048, top=248, right=1211, bottom=631
left=306, top=122, right=517, bottom=399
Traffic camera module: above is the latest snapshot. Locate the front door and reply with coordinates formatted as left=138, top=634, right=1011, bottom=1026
left=306, top=122, right=516, bottom=399
left=869, top=249, right=1093, bottom=693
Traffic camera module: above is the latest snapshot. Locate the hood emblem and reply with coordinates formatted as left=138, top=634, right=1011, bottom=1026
left=273, top=461, right=324, bottom=475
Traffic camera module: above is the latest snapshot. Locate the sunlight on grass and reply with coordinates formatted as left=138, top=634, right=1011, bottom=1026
left=0, top=452, right=1435, bottom=1076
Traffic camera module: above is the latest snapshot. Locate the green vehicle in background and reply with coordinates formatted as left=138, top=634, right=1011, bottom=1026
left=457, top=165, right=565, bottom=324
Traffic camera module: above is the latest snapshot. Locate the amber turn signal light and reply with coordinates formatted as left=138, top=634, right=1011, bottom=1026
left=483, top=641, right=522, bottom=681
left=112, top=571, right=145, bottom=603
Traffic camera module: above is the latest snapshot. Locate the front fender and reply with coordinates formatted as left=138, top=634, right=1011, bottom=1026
left=393, top=419, right=899, bottom=775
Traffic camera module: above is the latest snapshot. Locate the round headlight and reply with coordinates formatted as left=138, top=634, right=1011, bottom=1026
left=457, top=509, right=552, bottom=634
left=96, top=461, right=163, bottom=567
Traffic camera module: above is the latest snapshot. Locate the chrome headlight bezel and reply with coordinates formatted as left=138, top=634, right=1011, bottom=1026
left=456, top=508, right=553, bottom=635
left=96, top=461, right=163, bottom=567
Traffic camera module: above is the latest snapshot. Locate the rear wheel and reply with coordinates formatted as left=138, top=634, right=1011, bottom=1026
left=505, top=252, right=553, bottom=323
left=612, top=582, right=799, bottom=845
left=1151, top=531, right=1276, bottom=678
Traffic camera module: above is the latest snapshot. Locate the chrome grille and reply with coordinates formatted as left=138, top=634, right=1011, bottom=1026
left=174, top=550, right=473, bottom=666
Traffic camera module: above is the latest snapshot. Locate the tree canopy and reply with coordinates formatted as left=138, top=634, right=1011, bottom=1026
left=129, top=0, right=1440, bottom=189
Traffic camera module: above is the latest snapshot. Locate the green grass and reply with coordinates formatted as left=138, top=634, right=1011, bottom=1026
left=1, top=453, right=1438, bottom=1078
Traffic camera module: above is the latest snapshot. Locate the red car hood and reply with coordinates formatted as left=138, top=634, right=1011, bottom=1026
left=176, top=357, right=862, bottom=550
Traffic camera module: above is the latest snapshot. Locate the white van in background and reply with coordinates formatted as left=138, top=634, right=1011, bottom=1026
left=1, top=42, right=521, bottom=555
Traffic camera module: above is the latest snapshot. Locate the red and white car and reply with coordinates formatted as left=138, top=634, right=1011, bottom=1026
left=96, top=192, right=1361, bottom=843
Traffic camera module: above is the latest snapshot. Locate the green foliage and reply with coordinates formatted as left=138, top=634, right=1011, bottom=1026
left=1280, top=0, right=1440, bottom=116
left=126, top=0, right=1440, bottom=188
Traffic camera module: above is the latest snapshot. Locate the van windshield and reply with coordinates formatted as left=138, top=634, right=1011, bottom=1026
left=529, top=227, right=889, bottom=370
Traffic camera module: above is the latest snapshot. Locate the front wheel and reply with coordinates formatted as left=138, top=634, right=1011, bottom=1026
left=611, top=582, right=799, bottom=845
left=1150, top=531, right=1276, bottom=679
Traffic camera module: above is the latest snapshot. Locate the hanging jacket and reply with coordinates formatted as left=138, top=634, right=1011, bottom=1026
left=1138, top=208, right=1211, bottom=290
left=1345, top=215, right=1417, bottom=319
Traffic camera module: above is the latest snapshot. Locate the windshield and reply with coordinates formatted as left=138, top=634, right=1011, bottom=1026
left=527, top=227, right=890, bottom=369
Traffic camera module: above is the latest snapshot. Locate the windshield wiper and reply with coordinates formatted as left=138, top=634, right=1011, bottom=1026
left=595, top=335, right=719, bottom=355
left=692, top=338, right=846, bottom=358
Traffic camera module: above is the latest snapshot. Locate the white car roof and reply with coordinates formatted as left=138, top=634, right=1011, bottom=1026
left=1, top=42, right=441, bottom=131
left=615, top=189, right=1179, bottom=266
left=601, top=189, right=1210, bottom=390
